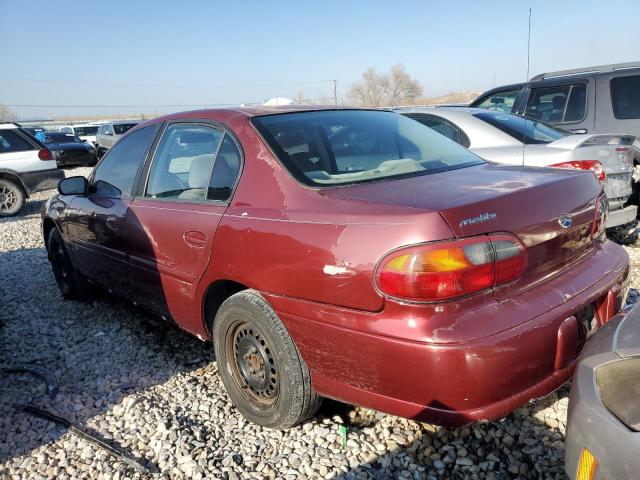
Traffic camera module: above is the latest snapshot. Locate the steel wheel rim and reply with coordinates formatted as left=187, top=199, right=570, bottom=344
left=51, top=241, right=70, bottom=288
left=0, top=186, right=17, bottom=212
left=226, top=321, right=279, bottom=407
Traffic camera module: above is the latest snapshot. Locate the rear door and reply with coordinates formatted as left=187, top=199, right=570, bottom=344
left=124, top=121, right=242, bottom=331
left=66, top=125, right=159, bottom=290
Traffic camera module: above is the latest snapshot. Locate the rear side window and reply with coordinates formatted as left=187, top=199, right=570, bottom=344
left=145, top=124, right=227, bottom=201
left=474, top=89, right=520, bottom=113
left=525, top=84, right=586, bottom=123
left=0, top=129, right=35, bottom=153
left=145, top=125, right=240, bottom=202
left=611, top=75, right=640, bottom=119
left=405, top=113, right=470, bottom=148
left=92, top=125, right=158, bottom=197
left=474, top=111, right=566, bottom=145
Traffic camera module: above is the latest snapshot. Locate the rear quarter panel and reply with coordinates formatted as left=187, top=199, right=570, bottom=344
left=197, top=118, right=454, bottom=314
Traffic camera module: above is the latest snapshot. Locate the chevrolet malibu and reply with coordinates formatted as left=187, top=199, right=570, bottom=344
left=42, top=107, right=629, bottom=429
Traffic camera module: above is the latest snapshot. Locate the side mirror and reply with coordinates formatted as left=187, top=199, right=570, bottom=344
left=58, top=176, right=88, bottom=195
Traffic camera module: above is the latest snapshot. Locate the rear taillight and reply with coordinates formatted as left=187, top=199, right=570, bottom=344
left=592, top=193, right=608, bottom=239
left=38, top=148, right=54, bottom=161
left=615, top=146, right=632, bottom=166
left=550, top=160, right=606, bottom=184
left=375, top=234, right=525, bottom=302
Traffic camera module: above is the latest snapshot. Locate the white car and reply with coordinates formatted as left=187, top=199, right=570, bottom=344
left=59, top=124, right=101, bottom=147
left=0, top=123, right=64, bottom=216
left=401, top=107, right=637, bottom=236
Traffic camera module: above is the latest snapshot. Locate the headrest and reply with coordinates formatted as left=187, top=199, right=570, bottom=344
left=189, top=154, right=214, bottom=188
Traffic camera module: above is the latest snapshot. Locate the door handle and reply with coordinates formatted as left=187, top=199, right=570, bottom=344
left=569, top=128, right=588, bottom=134
left=106, top=215, right=119, bottom=229
left=183, top=230, right=207, bottom=248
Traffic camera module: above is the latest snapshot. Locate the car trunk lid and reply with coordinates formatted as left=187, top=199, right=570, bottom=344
left=321, top=163, right=601, bottom=301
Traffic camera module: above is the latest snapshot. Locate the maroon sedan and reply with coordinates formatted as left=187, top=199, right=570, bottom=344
left=42, top=107, right=629, bottom=428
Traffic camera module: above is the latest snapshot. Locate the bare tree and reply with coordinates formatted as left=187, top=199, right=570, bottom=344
left=347, top=64, right=423, bottom=107
left=0, top=104, right=17, bottom=122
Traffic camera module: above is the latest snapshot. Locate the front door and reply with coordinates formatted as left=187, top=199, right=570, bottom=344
left=66, top=124, right=159, bottom=291
left=124, top=122, right=242, bottom=333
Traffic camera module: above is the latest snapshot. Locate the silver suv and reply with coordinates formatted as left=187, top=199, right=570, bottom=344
left=95, top=121, right=139, bottom=158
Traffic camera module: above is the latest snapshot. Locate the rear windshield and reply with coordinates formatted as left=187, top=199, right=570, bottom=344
left=252, top=110, right=484, bottom=186
left=473, top=111, right=567, bottom=145
left=113, top=123, right=137, bottom=134
left=74, top=126, right=99, bottom=136
left=45, top=133, right=80, bottom=143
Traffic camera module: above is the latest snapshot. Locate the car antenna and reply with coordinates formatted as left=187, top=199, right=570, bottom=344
left=522, top=7, right=532, bottom=168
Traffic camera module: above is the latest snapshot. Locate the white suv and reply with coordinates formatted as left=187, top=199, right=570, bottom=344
left=0, top=123, right=64, bottom=216
left=59, top=124, right=101, bottom=146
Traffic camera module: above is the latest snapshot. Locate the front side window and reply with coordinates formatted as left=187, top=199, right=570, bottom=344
left=0, top=129, right=35, bottom=153
left=75, top=126, right=99, bottom=136
left=146, top=124, right=224, bottom=201
left=92, top=125, right=158, bottom=197
left=474, top=111, right=566, bottom=145
left=252, top=110, right=484, bottom=187
left=525, top=84, right=586, bottom=123
left=474, top=89, right=520, bottom=113
left=611, top=75, right=640, bottom=119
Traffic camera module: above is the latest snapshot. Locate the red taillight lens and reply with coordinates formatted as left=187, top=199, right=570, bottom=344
left=550, top=160, right=606, bottom=183
left=592, top=193, right=608, bottom=239
left=38, top=148, right=54, bottom=161
left=376, top=234, right=525, bottom=302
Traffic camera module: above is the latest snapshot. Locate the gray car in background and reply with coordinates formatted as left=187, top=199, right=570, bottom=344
left=94, top=120, right=139, bottom=158
left=401, top=107, right=638, bottom=241
left=565, top=304, right=640, bottom=480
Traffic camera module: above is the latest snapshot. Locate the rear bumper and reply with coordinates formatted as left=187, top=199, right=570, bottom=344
left=265, top=240, right=629, bottom=426
left=21, top=168, right=65, bottom=195
left=606, top=204, right=637, bottom=228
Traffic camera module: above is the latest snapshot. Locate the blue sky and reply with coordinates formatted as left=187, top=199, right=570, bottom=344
left=1, top=0, right=639, bottom=118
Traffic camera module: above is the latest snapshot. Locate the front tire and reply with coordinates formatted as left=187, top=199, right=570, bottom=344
left=0, top=178, right=25, bottom=217
left=213, top=290, right=322, bottom=428
left=47, top=228, right=90, bottom=299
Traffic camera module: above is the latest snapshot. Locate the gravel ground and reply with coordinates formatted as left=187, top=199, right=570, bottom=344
left=1, top=168, right=638, bottom=480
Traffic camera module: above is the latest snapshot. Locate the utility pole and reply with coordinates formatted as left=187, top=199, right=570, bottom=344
left=332, top=79, right=338, bottom=105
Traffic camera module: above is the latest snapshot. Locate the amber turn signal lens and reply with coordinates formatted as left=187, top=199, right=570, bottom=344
left=576, top=448, right=598, bottom=480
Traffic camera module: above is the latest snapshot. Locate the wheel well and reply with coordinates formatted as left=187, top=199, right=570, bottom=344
left=42, top=218, right=57, bottom=252
left=203, top=280, right=248, bottom=334
left=0, top=172, right=28, bottom=198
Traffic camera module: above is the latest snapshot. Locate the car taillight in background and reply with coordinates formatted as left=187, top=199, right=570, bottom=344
left=38, top=148, right=54, bottom=161
left=375, top=234, right=525, bottom=302
left=592, top=193, right=608, bottom=239
left=615, top=146, right=632, bottom=166
left=550, top=160, right=606, bottom=184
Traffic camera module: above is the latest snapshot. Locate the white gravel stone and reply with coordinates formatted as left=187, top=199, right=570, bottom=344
left=1, top=168, right=638, bottom=479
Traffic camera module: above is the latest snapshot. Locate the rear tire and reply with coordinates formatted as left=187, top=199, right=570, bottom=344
left=0, top=178, right=25, bottom=217
left=213, top=290, right=322, bottom=429
left=47, top=228, right=91, bottom=299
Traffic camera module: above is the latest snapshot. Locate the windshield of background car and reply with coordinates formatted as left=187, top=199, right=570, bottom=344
left=113, top=123, right=137, bottom=134
left=45, top=133, right=80, bottom=143
left=252, top=110, right=485, bottom=186
left=473, top=110, right=567, bottom=145
left=74, top=126, right=99, bottom=136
